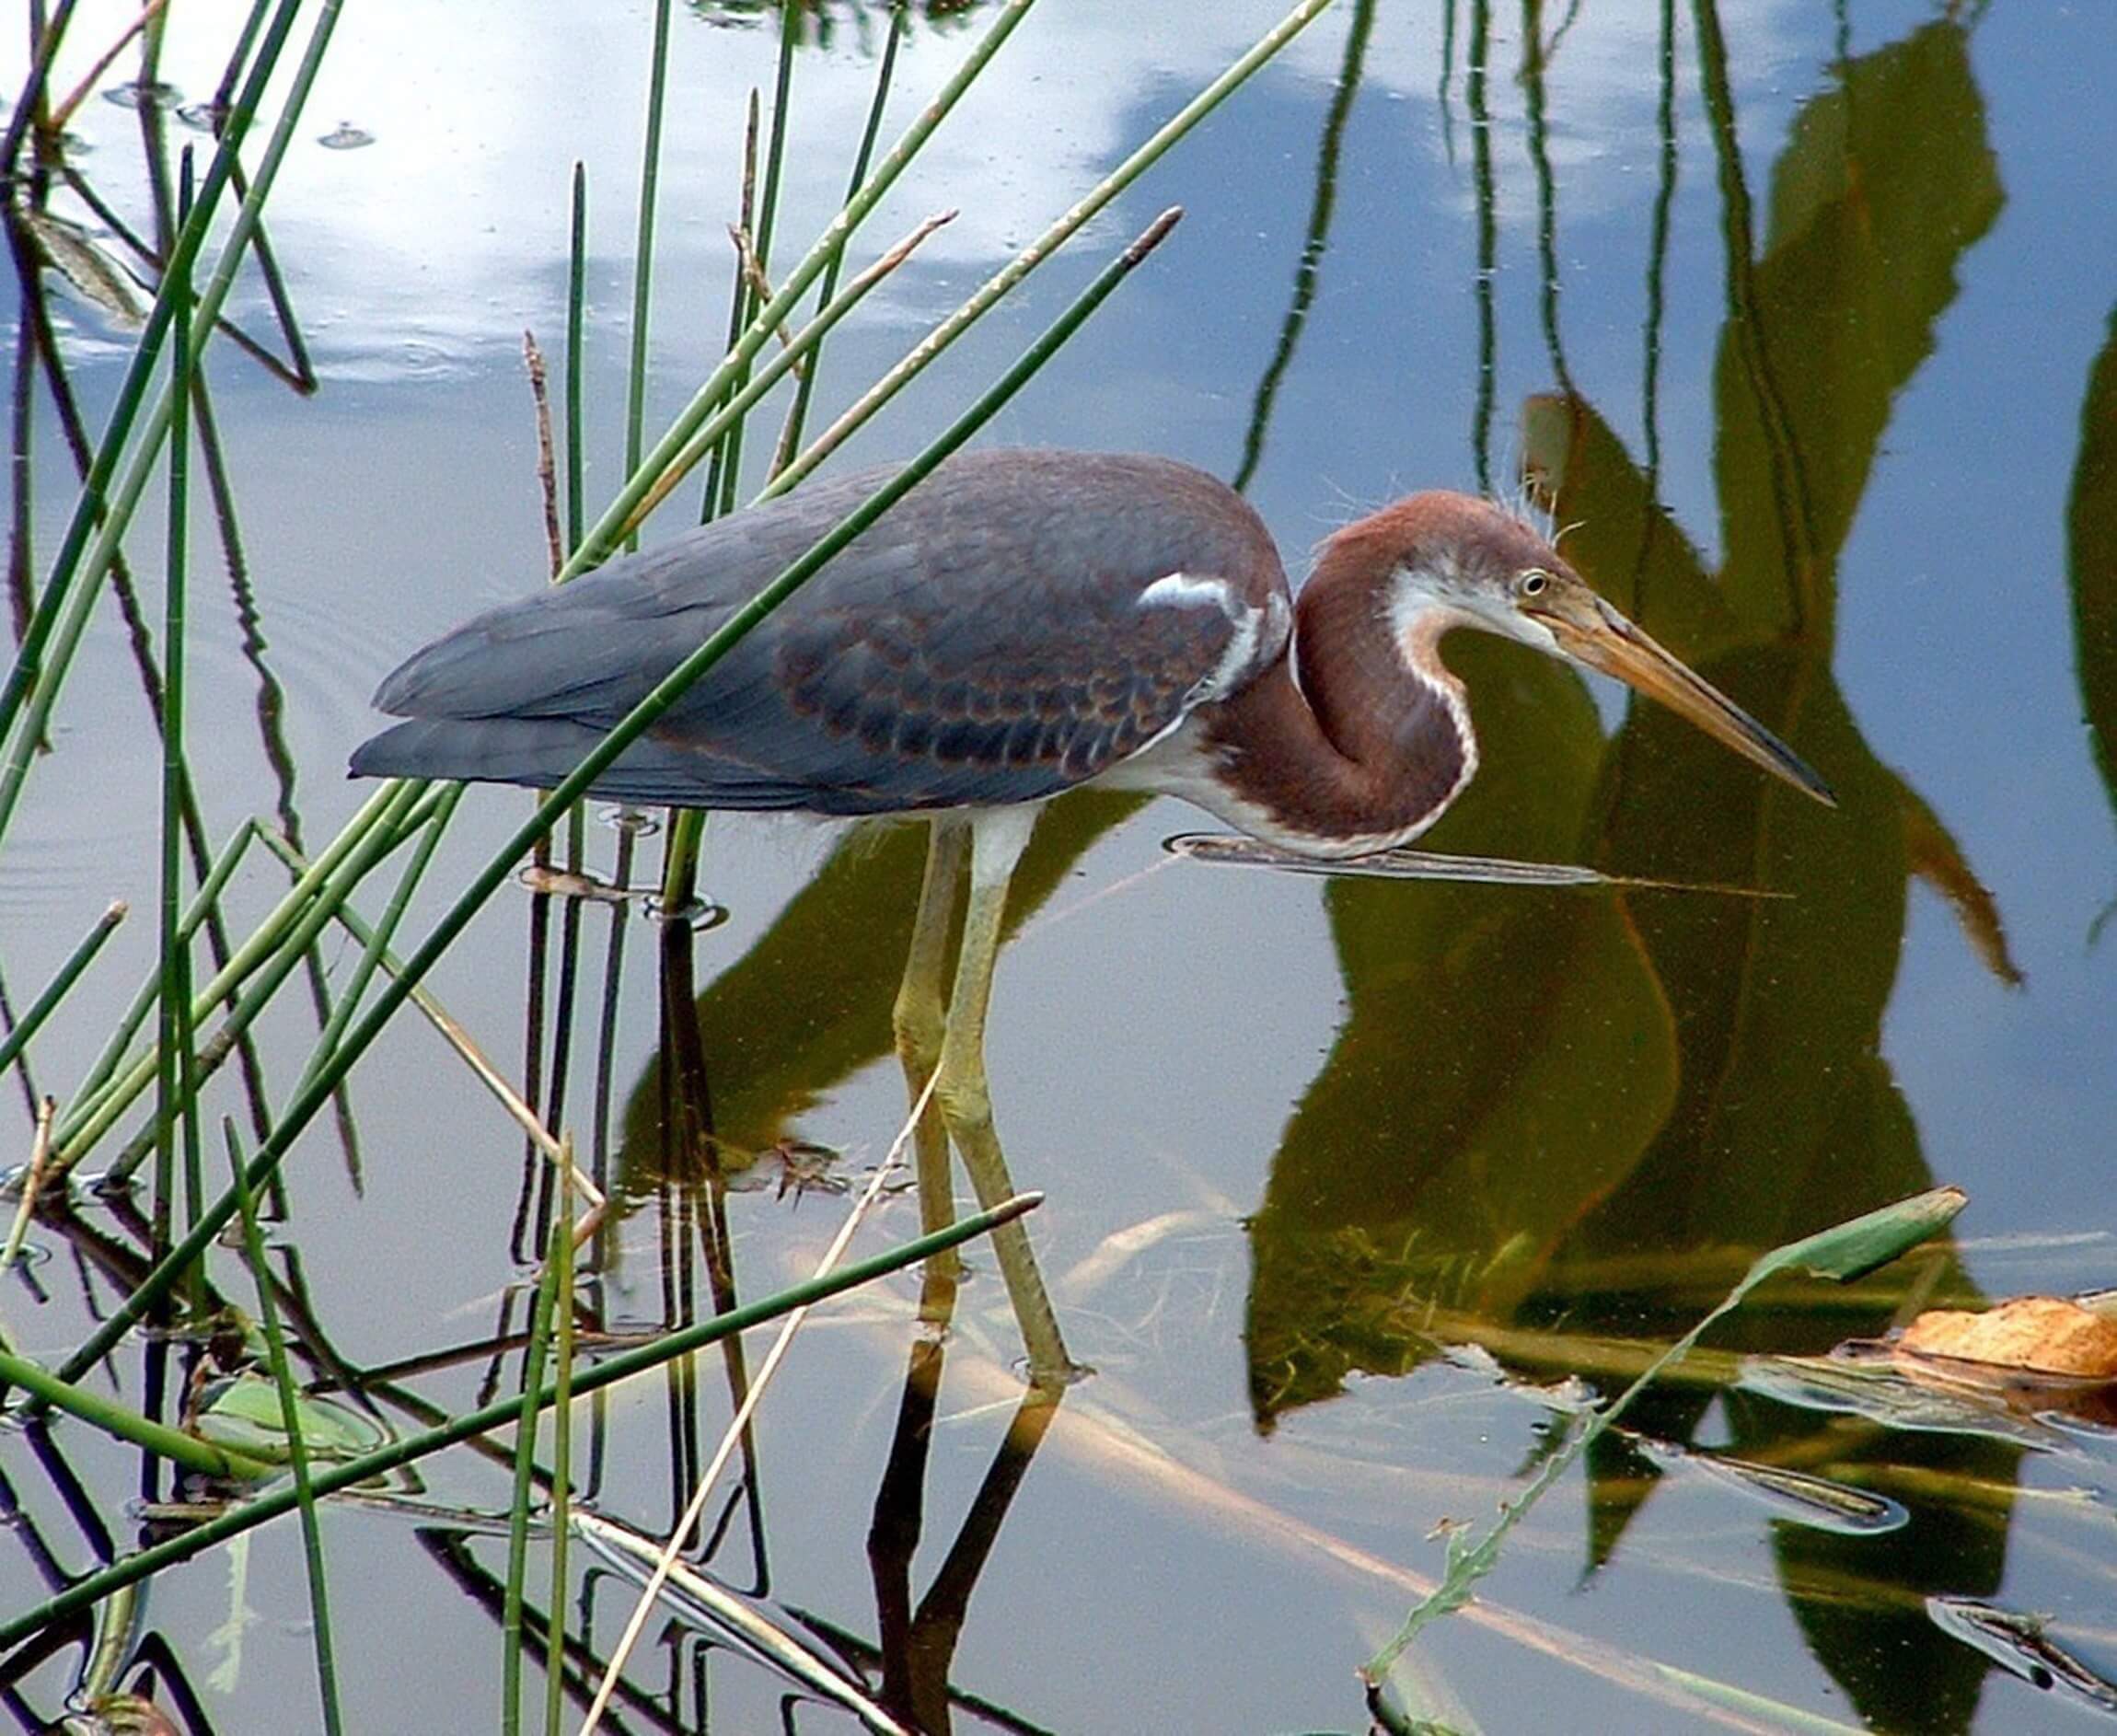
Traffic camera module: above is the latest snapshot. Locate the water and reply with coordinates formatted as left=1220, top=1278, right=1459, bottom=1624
left=3, top=1, right=2115, bottom=1730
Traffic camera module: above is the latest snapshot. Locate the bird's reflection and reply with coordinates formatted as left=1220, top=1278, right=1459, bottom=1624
left=613, top=932, right=1064, bottom=1731
left=864, top=1336, right=1060, bottom=1735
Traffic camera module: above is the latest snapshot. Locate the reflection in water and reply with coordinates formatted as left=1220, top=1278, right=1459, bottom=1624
left=600, top=11, right=2053, bottom=1728
left=1246, top=16, right=2029, bottom=1733
left=2069, top=306, right=2117, bottom=841
left=1231, top=0, right=1373, bottom=494
left=1520, top=0, right=1574, bottom=399
left=8, top=1, right=2111, bottom=1729
left=862, top=1338, right=1059, bottom=1733
left=1466, top=0, right=1498, bottom=496
left=4, top=73, right=335, bottom=1180
left=621, top=791, right=1145, bottom=1171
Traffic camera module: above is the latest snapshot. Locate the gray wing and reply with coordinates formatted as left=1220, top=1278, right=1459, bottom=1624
left=350, top=449, right=1290, bottom=815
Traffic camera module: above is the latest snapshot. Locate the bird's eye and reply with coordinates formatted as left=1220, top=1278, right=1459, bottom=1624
left=1518, top=569, right=1551, bottom=599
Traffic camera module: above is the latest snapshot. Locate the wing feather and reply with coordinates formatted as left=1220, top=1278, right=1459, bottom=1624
left=353, top=450, right=1289, bottom=814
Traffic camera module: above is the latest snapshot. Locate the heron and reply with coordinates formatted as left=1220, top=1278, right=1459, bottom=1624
left=352, top=448, right=1833, bottom=1384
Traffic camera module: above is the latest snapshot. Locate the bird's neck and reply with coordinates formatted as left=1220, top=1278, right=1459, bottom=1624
left=1200, top=550, right=1476, bottom=856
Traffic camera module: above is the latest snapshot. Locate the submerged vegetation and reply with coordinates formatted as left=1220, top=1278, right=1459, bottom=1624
left=0, top=1, right=2112, bottom=1731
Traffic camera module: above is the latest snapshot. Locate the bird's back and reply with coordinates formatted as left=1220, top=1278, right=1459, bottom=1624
left=350, top=449, right=1290, bottom=815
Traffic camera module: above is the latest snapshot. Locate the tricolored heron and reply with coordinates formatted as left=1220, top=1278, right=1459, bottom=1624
left=352, top=448, right=1833, bottom=1383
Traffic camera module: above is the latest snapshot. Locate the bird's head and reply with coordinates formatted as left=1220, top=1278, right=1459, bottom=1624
left=1355, top=491, right=1836, bottom=806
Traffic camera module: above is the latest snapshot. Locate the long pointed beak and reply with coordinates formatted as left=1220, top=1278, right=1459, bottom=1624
left=1541, top=596, right=1837, bottom=805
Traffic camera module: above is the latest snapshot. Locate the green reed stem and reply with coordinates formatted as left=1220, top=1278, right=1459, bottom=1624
left=559, top=0, right=1039, bottom=583
left=654, top=807, right=706, bottom=916
left=0, top=899, right=124, bottom=1080
left=226, top=1120, right=343, bottom=1736
left=53, top=208, right=1176, bottom=1386
left=0, top=0, right=324, bottom=836
left=75, top=780, right=428, bottom=1182
left=7, top=1195, right=1039, bottom=1646
left=0, top=0, right=83, bottom=170
left=620, top=210, right=953, bottom=531
left=771, top=0, right=1335, bottom=497
left=249, top=827, right=560, bottom=1152
left=153, top=148, right=196, bottom=1262
left=621, top=0, right=673, bottom=553
left=543, top=1158, right=576, bottom=1736
left=566, top=162, right=586, bottom=556
left=382, top=781, right=452, bottom=847
left=709, top=0, right=799, bottom=520
left=776, top=0, right=904, bottom=473
left=700, top=89, right=761, bottom=527
left=210, top=0, right=273, bottom=114
left=52, top=790, right=396, bottom=1162
left=293, top=785, right=461, bottom=1097
left=0, top=1342, right=272, bottom=1480
left=1362, top=1187, right=1965, bottom=1682
left=502, top=1216, right=562, bottom=1736
left=75, top=823, right=253, bottom=1108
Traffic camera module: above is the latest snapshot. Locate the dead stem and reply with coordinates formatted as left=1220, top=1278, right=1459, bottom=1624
left=522, top=330, right=563, bottom=581
left=0, top=1093, right=55, bottom=1272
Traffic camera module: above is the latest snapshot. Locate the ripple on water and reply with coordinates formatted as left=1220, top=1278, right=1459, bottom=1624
left=100, top=82, right=181, bottom=112
left=206, top=577, right=407, bottom=786
left=0, top=582, right=389, bottom=933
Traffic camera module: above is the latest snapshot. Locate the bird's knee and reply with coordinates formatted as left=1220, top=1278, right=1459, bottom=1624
left=891, top=992, right=947, bottom=1074
left=933, top=1067, right=992, bottom=1131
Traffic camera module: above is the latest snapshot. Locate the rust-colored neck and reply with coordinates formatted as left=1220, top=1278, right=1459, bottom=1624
left=1200, top=514, right=1473, bottom=853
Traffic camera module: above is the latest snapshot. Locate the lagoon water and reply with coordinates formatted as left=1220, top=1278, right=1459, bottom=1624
left=4, top=2, right=2116, bottom=1730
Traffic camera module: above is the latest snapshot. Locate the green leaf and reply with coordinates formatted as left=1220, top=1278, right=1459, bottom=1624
left=1737, top=1186, right=1965, bottom=1290
left=195, top=1372, right=388, bottom=1464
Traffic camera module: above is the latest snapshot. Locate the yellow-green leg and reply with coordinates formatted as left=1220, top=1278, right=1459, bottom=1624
left=933, top=807, right=1082, bottom=1388
left=892, top=821, right=967, bottom=1325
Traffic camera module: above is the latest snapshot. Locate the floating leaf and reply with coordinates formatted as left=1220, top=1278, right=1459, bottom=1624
left=195, top=1372, right=388, bottom=1464
left=1737, top=1350, right=2077, bottom=1452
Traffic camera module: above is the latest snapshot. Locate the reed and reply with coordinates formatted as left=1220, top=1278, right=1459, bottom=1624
left=501, top=1214, right=563, bottom=1735
left=0, top=1194, right=1042, bottom=1648
left=0, top=0, right=330, bottom=830
left=226, top=1119, right=344, bottom=1736
left=0, top=898, right=124, bottom=1080
left=151, top=145, right=194, bottom=1263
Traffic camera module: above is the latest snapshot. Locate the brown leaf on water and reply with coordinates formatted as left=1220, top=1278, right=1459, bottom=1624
left=1897, top=1295, right=2117, bottom=1380
left=516, top=863, right=635, bottom=904
left=21, top=209, right=146, bottom=328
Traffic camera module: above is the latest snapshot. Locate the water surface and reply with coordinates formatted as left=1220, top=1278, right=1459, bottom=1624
left=3, top=1, right=2115, bottom=1730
